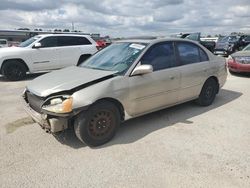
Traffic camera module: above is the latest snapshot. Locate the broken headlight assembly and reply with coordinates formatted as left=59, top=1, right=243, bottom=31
left=42, top=96, right=73, bottom=114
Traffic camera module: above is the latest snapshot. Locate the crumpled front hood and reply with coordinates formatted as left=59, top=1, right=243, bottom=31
left=27, top=66, right=116, bottom=97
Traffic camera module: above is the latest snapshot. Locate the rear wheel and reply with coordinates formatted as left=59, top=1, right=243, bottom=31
left=2, top=60, right=27, bottom=81
left=74, top=101, right=120, bottom=147
left=197, top=78, right=218, bottom=106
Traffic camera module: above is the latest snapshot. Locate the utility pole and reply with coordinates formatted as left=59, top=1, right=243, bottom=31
left=72, top=22, right=74, bottom=31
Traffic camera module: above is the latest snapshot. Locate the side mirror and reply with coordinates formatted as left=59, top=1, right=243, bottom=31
left=131, top=64, right=153, bottom=76
left=33, top=42, right=42, bottom=48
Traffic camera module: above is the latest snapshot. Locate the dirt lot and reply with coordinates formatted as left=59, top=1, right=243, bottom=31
left=0, top=72, right=249, bottom=188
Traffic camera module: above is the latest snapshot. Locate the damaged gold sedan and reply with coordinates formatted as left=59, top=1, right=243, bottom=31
left=23, top=38, right=227, bottom=147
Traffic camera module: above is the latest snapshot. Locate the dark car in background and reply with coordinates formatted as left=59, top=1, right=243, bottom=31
left=227, top=44, right=250, bottom=73
left=179, top=32, right=216, bottom=52
left=240, top=35, right=250, bottom=49
left=214, top=35, right=249, bottom=56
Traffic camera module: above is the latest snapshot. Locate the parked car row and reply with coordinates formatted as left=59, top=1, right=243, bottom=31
left=3, top=31, right=250, bottom=147
left=173, top=32, right=250, bottom=57
left=214, top=35, right=250, bottom=56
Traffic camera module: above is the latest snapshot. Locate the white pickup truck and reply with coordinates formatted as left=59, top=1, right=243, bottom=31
left=0, top=34, right=98, bottom=80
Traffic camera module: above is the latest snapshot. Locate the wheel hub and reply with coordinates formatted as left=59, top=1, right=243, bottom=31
left=205, top=86, right=213, bottom=98
left=88, top=110, right=114, bottom=139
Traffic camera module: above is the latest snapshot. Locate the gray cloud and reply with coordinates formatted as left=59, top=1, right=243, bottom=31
left=150, top=0, right=184, bottom=8
left=0, top=0, right=249, bottom=37
left=0, top=0, right=60, bottom=11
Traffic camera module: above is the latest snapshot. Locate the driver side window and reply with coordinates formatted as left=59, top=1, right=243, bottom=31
left=39, top=37, right=57, bottom=48
left=140, top=42, right=176, bottom=71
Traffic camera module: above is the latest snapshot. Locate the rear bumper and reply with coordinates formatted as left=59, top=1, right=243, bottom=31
left=228, top=62, right=250, bottom=73
left=22, top=97, right=69, bottom=133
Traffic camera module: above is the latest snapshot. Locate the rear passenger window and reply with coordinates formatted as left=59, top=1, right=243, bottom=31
left=77, top=37, right=91, bottom=45
left=199, top=48, right=209, bottom=62
left=39, top=37, right=57, bottom=48
left=57, top=36, right=91, bottom=47
left=141, top=42, right=176, bottom=71
left=58, top=36, right=75, bottom=46
left=177, top=42, right=200, bottom=65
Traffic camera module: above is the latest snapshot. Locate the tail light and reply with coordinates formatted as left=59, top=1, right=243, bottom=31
left=227, top=55, right=235, bottom=65
left=96, top=42, right=102, bottom=50
left=96, top=40, right=106, bottom=50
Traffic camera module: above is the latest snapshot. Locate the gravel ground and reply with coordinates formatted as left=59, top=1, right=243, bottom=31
left=0, top=72, right=249, bottom=188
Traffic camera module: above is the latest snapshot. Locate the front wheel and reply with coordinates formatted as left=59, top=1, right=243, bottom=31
left=2, top=60, right=27, bottom=81
left=74, top=101, right=120, bottom=147
left=196, top=78, right=218, bottom=106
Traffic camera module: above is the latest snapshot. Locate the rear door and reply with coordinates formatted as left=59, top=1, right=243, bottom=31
left=56, top=36, right=80, bottom=68
left=175, top=41, right=210, bottom=101
left=56, top=36, right=94, bottom=68
left=127, top=42, right=181, bottom=116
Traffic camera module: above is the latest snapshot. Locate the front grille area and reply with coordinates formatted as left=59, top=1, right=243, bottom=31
left=25, top=90, right=45, bottom=113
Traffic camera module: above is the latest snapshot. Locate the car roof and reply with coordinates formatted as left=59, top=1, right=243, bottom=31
left=36, top=34, right=91, bottom=38
left=115, top=37, right=201, bottom=45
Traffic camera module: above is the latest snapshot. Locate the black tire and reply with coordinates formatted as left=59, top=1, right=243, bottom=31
left=74, top=101, right=120, bottom=147
left=197, top=78, right=218, bottom=106
left=2, top=60, right=27, bottom=81
left=229, top=69, right=236, bottom=74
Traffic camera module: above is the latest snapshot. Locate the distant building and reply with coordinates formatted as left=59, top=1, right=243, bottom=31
left=0, top=29, right=100, bottom=43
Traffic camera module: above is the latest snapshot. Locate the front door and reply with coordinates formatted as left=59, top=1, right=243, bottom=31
left=31, top=36, right=60, bottom=71
left=127, top=42, right=181, bottom=116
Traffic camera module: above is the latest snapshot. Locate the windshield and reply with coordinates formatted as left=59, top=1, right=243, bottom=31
left=80, top=42, right=147, bottom=74
left=243, top=44, right=250, bottom=51
left=19, top=36, right=41, bottom=47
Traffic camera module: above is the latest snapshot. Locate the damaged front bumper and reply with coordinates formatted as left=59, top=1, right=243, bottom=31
left=22, top=97, right=69, bottom=133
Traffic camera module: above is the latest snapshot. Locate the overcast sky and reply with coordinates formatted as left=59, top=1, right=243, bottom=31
left=0, top=0, right=249, bottom=37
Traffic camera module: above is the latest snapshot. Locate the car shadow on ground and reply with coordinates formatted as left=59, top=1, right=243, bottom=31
left=0, top=73, right=46, bottom=82
left=53, top=89, right=242, bottom=149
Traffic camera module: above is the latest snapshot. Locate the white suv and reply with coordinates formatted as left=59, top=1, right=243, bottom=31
left=0, top=34, right=98, bottom=80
